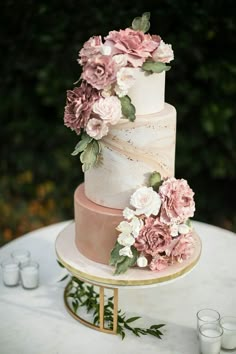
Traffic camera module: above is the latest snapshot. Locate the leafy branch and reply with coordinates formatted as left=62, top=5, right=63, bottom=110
left=65, top=277, right=165, bottom=340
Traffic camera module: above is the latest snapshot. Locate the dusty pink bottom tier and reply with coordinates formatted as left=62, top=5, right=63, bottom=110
left=74, top=183, right=123, bottom=264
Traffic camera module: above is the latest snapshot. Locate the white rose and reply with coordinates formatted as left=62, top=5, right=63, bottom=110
left=114, top=67, right=137, bottom=97
left=123, top=207, right=135, bottom=220
left=86, top=118, right=109, bottom=140
left=130, top=216, right=143, bottom=238
left=100, top=44, right=112, bottom=56
left=93, top=96, right=122, bottom=125
left=152, top=40, right=174, bottom=63
left=116, top=220, right=132, bottom=235
left=178, top=224, right=190, bottom=235
left=130, top=186, right=161, bottom=217
left=137, top=255, right=148, bottom=268
left=119, top=246, right=133, bottom=258
left=170, top=223, right=179, bottom=237
left=117, top=233, right=135, bottom=247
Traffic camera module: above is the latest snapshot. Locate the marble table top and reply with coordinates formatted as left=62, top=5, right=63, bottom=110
left=0, top=220, right=235, bottom=354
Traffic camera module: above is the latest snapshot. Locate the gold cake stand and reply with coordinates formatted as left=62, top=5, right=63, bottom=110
left=55, top=222, right=201, bottom=335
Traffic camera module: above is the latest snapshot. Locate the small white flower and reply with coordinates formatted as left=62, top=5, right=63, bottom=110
left=86, top=118, right=109, bottom=140
left=115, top=67, right=137, bottom=98
left=152, top=40, right=174, bottom=63
left=116, top=220, right=132, bottom=235
left=137, top=255, right=148, bottom=268
left=170, top=223, right=179, bottom=237
left=100, top=44, right=112, bottom=56
left=130, top=216, right=143, bottom=238
left=117, top=233, right=135, bottom=247
left=112, top=54, right=128, bottom=67
left=130, top=186, right=161, bottom=217
left=119, top=246, right=133, bottom=258
left=123, top=207, right=135, bottom=220
left=178, top=224, right=190, bottom=235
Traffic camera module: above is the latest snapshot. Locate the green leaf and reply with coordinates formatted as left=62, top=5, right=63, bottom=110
left=80, top=140, right=101, bottom=172
left=150, top=324, right=165, bottom=330
left=149, top=171, right=163, bottom=191
left=119, top=95, right=136, bottom=122
left=126, top=316, right=141, bottom=323
left=71, top=133, right=93, bottom=156
left=132, top=12, right=150, bottom=33
left=57, top=260, right=65, bottom=268
left=114, top=247, right=138, bottom=275
left=58, top=274, right=69, bottom=282
left=109, top=242, right=123, bottom=266
left=142, top=61, right=171, bottom=74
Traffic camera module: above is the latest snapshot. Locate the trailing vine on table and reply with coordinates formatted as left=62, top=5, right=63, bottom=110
left=58, top=266, right=165, bottom=340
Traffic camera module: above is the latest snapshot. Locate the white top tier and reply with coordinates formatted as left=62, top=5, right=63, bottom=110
left=128, top=69, right=165, bottom=115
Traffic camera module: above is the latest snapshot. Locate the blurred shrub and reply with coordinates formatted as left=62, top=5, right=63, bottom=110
left=0, top=0, right=236, bottom=245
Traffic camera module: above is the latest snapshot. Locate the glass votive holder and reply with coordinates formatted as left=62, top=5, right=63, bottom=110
left=1, top=258, right=20, bottom=287
left=197, top=308, right=220, bottom=331
left=11, top=249, right=31, bottom=266
left=199, top=323, right=223, bottom=354
left=220, top=316, right=236, bottom=350
left=20, top=261, right=39, bottom=289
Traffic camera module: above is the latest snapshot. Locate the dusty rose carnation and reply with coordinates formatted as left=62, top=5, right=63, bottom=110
left=104, top=28, right=158, bottom=67
left=79, top=36, right=103, bottom=65
left=134, top=216, right=172, bottom=256
left=82, top=55, right=117, bottom=90
left=170, top=233, right=194, bottom=263
left=149, top=255, right=169, bottom=271
left=159, top=178, right=195, bottom=225
left=64, top=82, right=100, bottom=134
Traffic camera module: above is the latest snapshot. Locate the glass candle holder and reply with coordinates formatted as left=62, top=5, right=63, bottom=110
left=199, top=323, right=223, bottom=354
left=197, top=308, right=220, bottom=331
left=11, top=249, right=30, bottom=266
left=220, top=316, right=236, bottom=350
left=20, top=261, right=39, bottom=289
left=1, top=258, right=20, bottom=287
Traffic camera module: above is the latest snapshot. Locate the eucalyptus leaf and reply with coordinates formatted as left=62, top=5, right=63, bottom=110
left=131, top=12, right=150, bottom=33
left=142, top=61, right=171, bottom=74
left=109, top=242, right=123, bottom=266
left=80, top=140, right=100, bottom=172
left=119, top=95, right=136, bottom=122
left=71, top=133, right=93, bottom=156
left=149, top=171, right=162, bottom=191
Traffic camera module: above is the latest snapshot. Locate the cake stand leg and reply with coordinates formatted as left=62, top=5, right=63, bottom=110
left=64, top=279, right=119, bottom=334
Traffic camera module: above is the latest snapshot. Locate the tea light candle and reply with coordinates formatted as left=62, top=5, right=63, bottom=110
left=1, top=259, right=20, bottom=287
left=220, top=316, right=236, bottom=350
left=197, top=308, right=220, bottom=330
left=11, top=249, right=30, bottom=266
left=20, top=261, right=39, bottom=289
left=199, top=323, right=223, bottom=354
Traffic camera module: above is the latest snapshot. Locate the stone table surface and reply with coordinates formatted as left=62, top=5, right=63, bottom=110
left=0, top=220, right=235, bottom=354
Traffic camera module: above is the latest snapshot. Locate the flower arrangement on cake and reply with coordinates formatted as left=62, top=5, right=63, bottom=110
left=110, top=172, right=196, bottom=274
left=64, top=12, right=174, bottom=171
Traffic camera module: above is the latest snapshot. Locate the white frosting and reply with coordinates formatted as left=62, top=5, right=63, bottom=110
left=127, top=69, right=165, bottom=115
left=85, top=103, right=176, bottom=209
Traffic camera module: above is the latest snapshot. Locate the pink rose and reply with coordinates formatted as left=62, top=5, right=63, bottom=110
left=64, top=82, right=100, bottom=134
left=104, top=28, right=158, bottom=67
left=82, top=55, right=117, bottom=90
left=134, top=216, right=172, bottom=256
left=78, top=36, right=103, bottom=65
left=149, top=255, right=169, bottom=271
left=159, top=178, right=195, bottom=225
left=152, top=40, right=174, bottom=63
left=170, top=233, right=194, bottom=263
left=86, top=117, right=109, bottom=140
left=92, top=96, right=122, bottom=125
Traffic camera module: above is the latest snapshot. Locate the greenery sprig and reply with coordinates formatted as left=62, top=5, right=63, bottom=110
left=64, top=276, right=165, bottom=340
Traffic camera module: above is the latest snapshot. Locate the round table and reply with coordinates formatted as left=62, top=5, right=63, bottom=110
left=0, top=221, right=235, bottom=354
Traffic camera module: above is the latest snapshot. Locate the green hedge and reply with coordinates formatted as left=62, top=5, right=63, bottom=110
left=1, top=1, right=236, bottom=244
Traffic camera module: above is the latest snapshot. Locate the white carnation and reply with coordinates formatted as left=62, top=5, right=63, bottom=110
left=178, top=224, right=190, bottom=235
left=114, top=67, right=137, bottom=97
left=123, top=207, right=135, bottom=220
left=152, top=40, right=174, bottom=63
left=93, top=96, right=122, bottom=125
left=137, top=255, right=148, bottom=268
left=130, top=186, right=161, bottom=217
left=117, top=233, right=135, bottom=247
left=119, top=246, right=133, bottom=258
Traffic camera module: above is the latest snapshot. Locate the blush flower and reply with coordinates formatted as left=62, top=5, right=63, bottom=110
left=149, top=255, right=169, bottom=271
left=130, top=186, right=161, bottom=217
left=152, top=40, right=174, bottom=63
left=159, top=178, right=195, bottom=225
left=134, top=217, right=172, bottom=256
left=82, top=55, right=117, bottom=90
left=64, top=82, right=100, bottom=134
left=79, top=36, right=103, bottom=65
left=85, top=118, right=109, bottom=140
left=170, top=233, right=194, bottom=263
left=114, top=67, right=137, bottom=97
left=92, top=96, right=122, bottom=125
left=105, top=28, right=158, bottom=67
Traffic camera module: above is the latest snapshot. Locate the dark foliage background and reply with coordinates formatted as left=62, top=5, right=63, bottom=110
left=1, top=0, right=236, bottom=245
